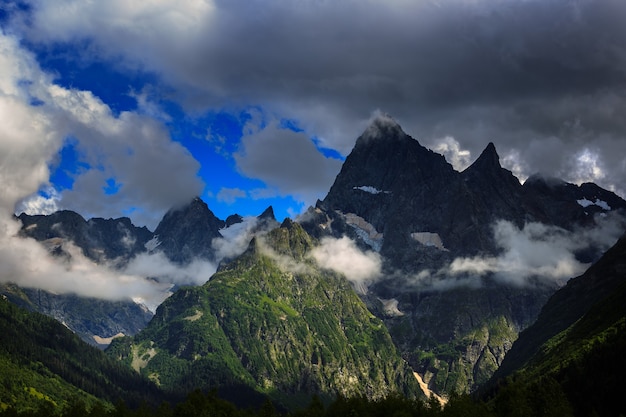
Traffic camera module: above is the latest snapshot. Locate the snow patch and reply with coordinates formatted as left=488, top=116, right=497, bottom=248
left=411, top=232, right=446, bottom=250
left=353, top=185, right=391, bottom=195
left=379, top=298, right=404, bottom=317
left=343, top=212, right=383, bottom=252
left=577, top=198, right=611, bottom=210
left=144, top=236, right=161, bottom=252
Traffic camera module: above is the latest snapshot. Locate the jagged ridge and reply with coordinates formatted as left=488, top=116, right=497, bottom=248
left=107, top=222, right=422, bottom=407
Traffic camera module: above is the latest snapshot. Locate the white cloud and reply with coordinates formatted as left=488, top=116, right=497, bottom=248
left=310, top=236, right=382, bottom=293
left=0, top=216, right=170, bottom=311
left=0, top=31, right=205, bottom=308
left=442, top=217, right=625, bottom=286
left=0, top=31, right=204, bottom=228
left=212, top=216, right=262, bottom=261
left=216, top=187, right=247, bottom=204
left=123, top=251, right=216, bottom=287
left=15, top=188, right=60, bottom=216
left=569, top=148, right=606, bottom=184
left=427, top=136, right=472, bottom=171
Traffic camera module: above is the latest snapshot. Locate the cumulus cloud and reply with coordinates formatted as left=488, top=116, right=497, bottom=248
left=44, top=86, right=204, bottom=228
left=234, top=120, right=343, bottom=206
left=0, top=31, right=203, bottom=228
left=310, top=236, right=383, bottom=294
left=0, top=31, right=204, bottom=308
left=9, top=0, right=626, bottom=199
left=216, top=187, right=247, bottom=204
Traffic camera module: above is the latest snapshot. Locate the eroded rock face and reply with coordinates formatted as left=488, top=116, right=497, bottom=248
left=0, top=284, right=152, bottom=348
left=314, top=115, right=626, bottom=394
left=153, top=197, right=225, bottom=264
left=18, top=211, right=153, bottom=264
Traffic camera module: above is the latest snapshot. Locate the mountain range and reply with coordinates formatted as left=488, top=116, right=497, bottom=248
left=2, top=114, right=626, bottom=413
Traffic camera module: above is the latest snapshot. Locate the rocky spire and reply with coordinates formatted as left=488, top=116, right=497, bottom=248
left=153, top=197, right=224, bottom=263
left=357, top=113, right=407, bottom=147
left=464, top=142, right=501, bottom=173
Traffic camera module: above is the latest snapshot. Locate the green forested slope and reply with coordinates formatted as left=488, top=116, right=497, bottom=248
left=107, top=221, right=421, bottom=407
left=486, top=233, right=626, bottom=416
left=0, top=296, right=163, bottom=413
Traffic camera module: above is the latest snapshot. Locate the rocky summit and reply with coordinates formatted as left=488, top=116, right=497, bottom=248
left=152, top=196, right=225, bottom=264
left=306, top=115, right=626, bottom=393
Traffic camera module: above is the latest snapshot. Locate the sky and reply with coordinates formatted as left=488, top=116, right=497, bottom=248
left=1, top=0, right=626, bottom=231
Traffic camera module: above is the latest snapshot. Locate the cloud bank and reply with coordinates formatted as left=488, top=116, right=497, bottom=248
left=7, top=0, right=626, bottom=197
left=0, top=32, right=206, bottom=309
left=0, top=217, right=171, bottom=311
left=234, top=119, right=343, bottom=208
left=414, top=215, right=626, bottom=290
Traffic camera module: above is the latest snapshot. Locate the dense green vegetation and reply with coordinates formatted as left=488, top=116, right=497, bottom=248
left=108, top=222, right=420, bottom=407
left=3, top=225, right=625, bottom=416
left=0, top=389, right=489, bottom=417
left=0, top=297, right=163, bottom=413
left=480, top=233, right=626, bottom=417
left=483, top=280, right=626, bottom=417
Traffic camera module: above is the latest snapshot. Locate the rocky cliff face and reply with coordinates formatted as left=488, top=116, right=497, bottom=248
left=152, top=197, right=225, bottom=264
left=0, top=283, right=152, bottom=348
left=18, top=211, right=153, bottom=264
left=309, top=114, right=626, bottom=393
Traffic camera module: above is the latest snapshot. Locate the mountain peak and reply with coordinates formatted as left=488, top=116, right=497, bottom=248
left=257, top=206, right=276, bottom=221
left=359, top=113, right=407, bottom=144
left=153, top=197, right=225, bottom=263
left=470, top=142, right=501, bottom=171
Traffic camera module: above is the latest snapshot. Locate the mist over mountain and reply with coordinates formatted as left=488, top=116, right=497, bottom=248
left=107, top=221, right=421, bottom=407
left=305, top=114, right=626, bottom=393
left=484, top=231, right=626, bottom=417
left=2, top=114, right=625, bottom=407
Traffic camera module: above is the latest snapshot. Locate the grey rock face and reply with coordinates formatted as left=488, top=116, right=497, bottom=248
left=153, top=197, right=225, bottom=264
left=18, top=211, right=153, bottom=264
left=0, top=284, right=152, bottom=348
left=315, top=115, right=626, bottom=393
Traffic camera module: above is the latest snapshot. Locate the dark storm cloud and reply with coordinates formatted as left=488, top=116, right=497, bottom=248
left=11, top=0, right=626, bottom=195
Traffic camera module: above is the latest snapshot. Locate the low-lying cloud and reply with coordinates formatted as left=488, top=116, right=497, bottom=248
left=0, top=216, right=171, bottom=311
left=424, top=215, right=626, bottom=289
left=124, top=252, right=216, bottom=288
left=212, top=216, right=265, bottom=261
left=310, top=236, right=383, bottom=294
